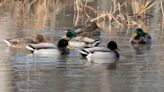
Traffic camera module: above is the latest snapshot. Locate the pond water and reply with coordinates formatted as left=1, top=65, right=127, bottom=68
left=0, top=0, right=164, bottom=92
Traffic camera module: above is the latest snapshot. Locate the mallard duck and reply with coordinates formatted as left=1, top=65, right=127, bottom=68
left=26, top=39, right=69, bottom=57
left=130, top=28, right=152, bottom=44
left=63, top=30, right=101, bottom=49
left=69, top=36, right=100, bottom=49
left=4, top=34, right=45, bottom=48
left=79, top=41, right=119, bottom=63
left=67, top=22, right=101, bottom=37
left=63, top=32, right=100, bottom=49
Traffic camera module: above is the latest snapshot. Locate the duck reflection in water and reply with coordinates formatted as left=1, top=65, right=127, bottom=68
left=131, top=43, right=151, bottom=55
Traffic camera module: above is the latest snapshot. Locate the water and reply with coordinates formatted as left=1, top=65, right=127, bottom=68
left=0, top=0, right=164, bottom=92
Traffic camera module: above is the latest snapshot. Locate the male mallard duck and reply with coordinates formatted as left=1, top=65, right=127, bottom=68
left=79, top=41, right=119, bottom=63
left=4, top=34, right=45, bottom=48
left=130, top=28, right=152, bottom=44
left=67, top=22, right=101, bottom=37
left=26, top=39, right=69, bottom=57
left=63, top=30, right=100, bottom=49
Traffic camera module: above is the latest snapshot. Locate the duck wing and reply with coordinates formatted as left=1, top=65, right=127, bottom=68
left=26, top=43, right=56, bottom=52
left=4, top=38, right=34, bottom=47
left=79, top=47, right=110, bottom=57
left=72, top=36, right=100, bottom=45
left=30, top=43, right=56, bottom=49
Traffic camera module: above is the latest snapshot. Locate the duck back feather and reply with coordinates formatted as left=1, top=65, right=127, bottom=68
left=32, top=49, right=61, bottom=58
left=79, top=41, right=119, bottom=63
left=87, top=52, right=117, bottom=63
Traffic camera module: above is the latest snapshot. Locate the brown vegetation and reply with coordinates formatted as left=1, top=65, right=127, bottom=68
left=0, top=0, right=163, bottom=33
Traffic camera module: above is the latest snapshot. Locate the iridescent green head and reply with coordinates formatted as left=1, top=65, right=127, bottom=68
left=66, top=29, right=77, bottom=38
left=57, top=39, right=68, bottom=48
left=57, top=39, right=70, bottom=54
left=135, top=28, right=145, bottom=37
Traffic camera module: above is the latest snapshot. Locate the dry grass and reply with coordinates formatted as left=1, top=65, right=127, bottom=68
left=74, top=0, right=97, bottom=26
left=0, top=0, right=68, bottom=30
left=0, top=0, right=161, bottom=33
left=89, top=0, right=126, bottom=32
left=161, top=1, right=164, bottom=31
left=0, top=0, right=7, bottom=7
left=73, top=0, right=156, bottom=33
left=131, top=0, right=155, bottom=18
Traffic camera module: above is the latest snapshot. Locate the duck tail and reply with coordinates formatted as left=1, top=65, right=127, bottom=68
left=26, top=45, right=35, bottom=53
left=92, top=40, right=101, bottom=46
left=79, top=49, right=89, bottom=57
left=4, top=39, right=11, bottom=46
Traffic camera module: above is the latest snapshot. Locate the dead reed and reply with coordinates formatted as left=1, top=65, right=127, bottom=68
left=73, top=0, right=156, bottom=33
left=161, top=1, right=164, bottom=32
left=74, top=0, right=97, bottom=26
left=130, top=0, right=155, bottom=18
left=0, top=0, right=71, bottom=31
left=0, top=0, right=160, bottom=33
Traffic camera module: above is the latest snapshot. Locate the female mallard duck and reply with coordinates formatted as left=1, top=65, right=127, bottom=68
left=130, top=28, right=152, bottom=44
left=67, top=22, right=101, bottom=37
left=4, top=34, right=45, bottom=48
left=79, top=41, right=119, bottom=63
left=26, top=39, right=69, bottom=57
left=63, top=30, right=100, bottom=49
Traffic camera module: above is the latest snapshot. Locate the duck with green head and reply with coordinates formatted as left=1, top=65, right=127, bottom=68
left=64, top=29, right=77, bottom=40
left=63, top=29, right=101, bottom=49
left=130, top=28, right=152, bottom=44
left=67, top=22, right=101, bottom=37
left=79, top=41, right=119, bottom=63
left=26, top=39, right=70, bottom=58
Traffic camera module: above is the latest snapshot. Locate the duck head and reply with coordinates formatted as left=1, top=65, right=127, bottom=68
left=107, top=41, right=118, bottom=51
left=66, top=29, right=77, bottom=39
left=107, top=41, right=119, bottom=58
left=57, top=39, right=69, bottom=54
left=35, top=34, right=45, bottom=43
left=133, top=28, right=146, bottom=38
